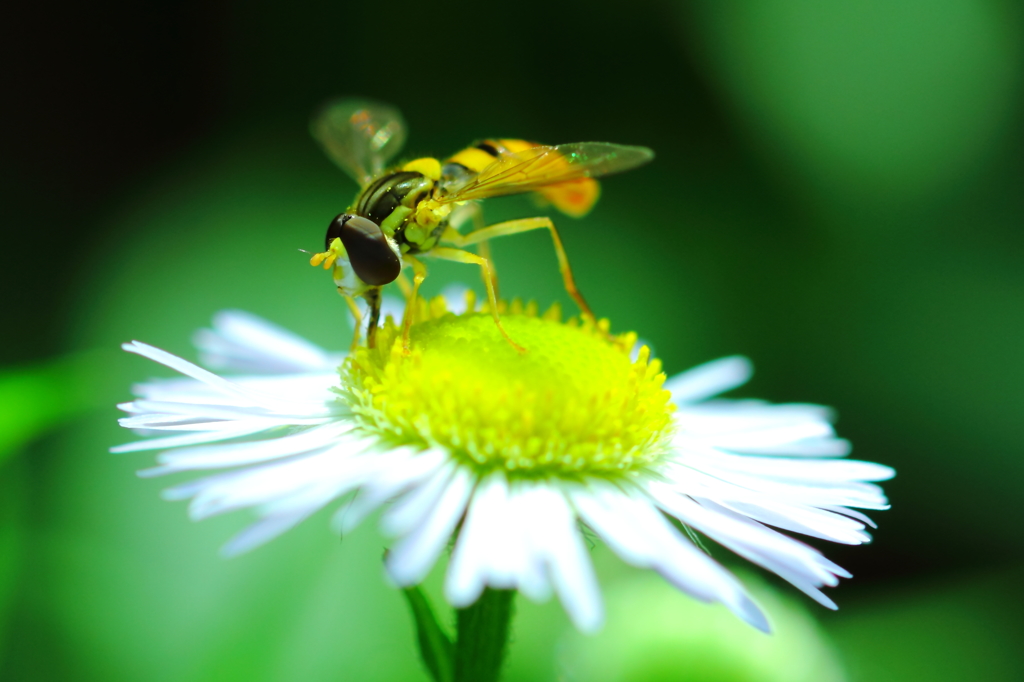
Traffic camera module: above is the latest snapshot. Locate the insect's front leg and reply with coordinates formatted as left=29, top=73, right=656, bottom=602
left=339, top=291, right=364, bottom=353
left=400, top=256, right=428, bottom=354
left=364, top=287, right=383, bottom=349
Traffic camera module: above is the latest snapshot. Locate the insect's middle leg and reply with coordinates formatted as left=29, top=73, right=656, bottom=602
left=449, top=202, right=499, bottom=296
left=442, top=217, right=594, bottom=322
left=429, top=247, right=526, bottom=353
left=340, top=291, right=364, bottom=353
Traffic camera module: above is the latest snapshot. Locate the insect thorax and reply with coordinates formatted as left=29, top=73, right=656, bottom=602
left=352, top=170, right=447, bottom=255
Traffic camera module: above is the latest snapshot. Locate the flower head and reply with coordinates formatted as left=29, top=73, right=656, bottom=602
left=116, top=295, right=893, bottom=633
left=346, top=297, right=672, bottom=477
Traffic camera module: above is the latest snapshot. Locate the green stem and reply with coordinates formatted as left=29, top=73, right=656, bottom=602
left=454, top=589, right=517, bottom=682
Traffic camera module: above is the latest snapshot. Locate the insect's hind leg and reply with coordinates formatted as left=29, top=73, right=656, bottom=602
left=429, top=247, right=526, bottom=353
left=475, top=239, right=499, bottom=298
left=442, top=217, right=595, bottom=322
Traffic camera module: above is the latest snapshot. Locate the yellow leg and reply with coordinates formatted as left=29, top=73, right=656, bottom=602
left=401, top=256, right=428, bottom=353
left=447, top=202, right=485, bottom=232
left=476, top=238, right=499, bottom=298
left=430, top=247, right=526, bottom=353
left=442, top=217, right=594, bottom=322
left=447, top=204, right=499, bottom=295
left=340, top=291, right=363, bottom=353
left=394, top=271, right=413, bottom=298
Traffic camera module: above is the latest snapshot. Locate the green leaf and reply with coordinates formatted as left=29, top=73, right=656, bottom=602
left=402, top=586, right=454, bottom=682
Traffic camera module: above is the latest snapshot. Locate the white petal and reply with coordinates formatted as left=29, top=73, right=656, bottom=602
left=651, top=487, right=848, bottom=601
left=176, top=441, right=370, bottom=520
left=717, top=498, right=872, bottom=545
left=154, top=421, right=357, bottom=472
left=525, top=484, right=602, bottom=632
left=386, top=466, right=474, bottom=586
left=664, top=356, right=752, bottom=405
left=117, top=405, right=327, bottom=432
left=381, top=462, right=459, bottom=537
left=677, top=419, right=835, bottom=450
left=219, top=476, right=358, bottom=557
left=134, top=373, right=340, bottom=407
left=446, top=474, right=511, bottom=606
left=120, top=414, right=328, bottom=433
left=195, top=309, right=342, bottom=374
left=218, top=456, right=383, bottom=556
left=662, top=456, right=875, bottom=543
left=572, top=482, right=768, bottom=633
left=665, top=456, right=891, bottom=510
left=122, top=341, right=335, bottom=416
left=676, top=399, right=833, bottom=426
left=820, top=505, right=878, bottom=529
left=445, top=474, right=551, bottom=607
left=330, top=448, right=448, bottom=535
left=681, top=450, right=895, bottom=483
left=505, top=484, right=557, bottom=602
left=113, top=424, right=275, bottom=454
left=220, top=512, right=314, bottom=557
left=121, top=399, right=277, bottom=421
left=725, top=436, right=853, bottom=457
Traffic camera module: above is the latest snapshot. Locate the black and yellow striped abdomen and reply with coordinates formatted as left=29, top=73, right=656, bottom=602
left=445, top=138, right=538, bottom=175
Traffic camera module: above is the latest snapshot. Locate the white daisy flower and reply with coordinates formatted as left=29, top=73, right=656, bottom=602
left=115, top=295, right=893, bottom=634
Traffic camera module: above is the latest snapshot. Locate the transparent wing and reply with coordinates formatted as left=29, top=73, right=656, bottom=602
left=310, top=98, right=407, bottom=186
left=439, top=142, right=653, bottom=203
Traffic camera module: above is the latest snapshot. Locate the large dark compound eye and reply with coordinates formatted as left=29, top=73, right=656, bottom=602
left=326, top=214, right=401, bottom=286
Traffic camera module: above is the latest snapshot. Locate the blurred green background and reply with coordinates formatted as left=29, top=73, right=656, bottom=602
left=4, top=0, right=1024, bottom=679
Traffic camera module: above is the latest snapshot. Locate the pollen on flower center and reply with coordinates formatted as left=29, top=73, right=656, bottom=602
left=341, top=295, right=676, bottom=477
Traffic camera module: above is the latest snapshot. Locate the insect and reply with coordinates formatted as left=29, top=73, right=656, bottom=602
left=308, top=98, right=654, bottom=352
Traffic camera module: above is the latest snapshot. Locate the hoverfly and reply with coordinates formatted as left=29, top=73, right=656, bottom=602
left=308, top=98, right=653, bottom=352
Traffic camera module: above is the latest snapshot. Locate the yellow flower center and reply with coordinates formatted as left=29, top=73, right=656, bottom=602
left=341, top=294, right=675, bottom=478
